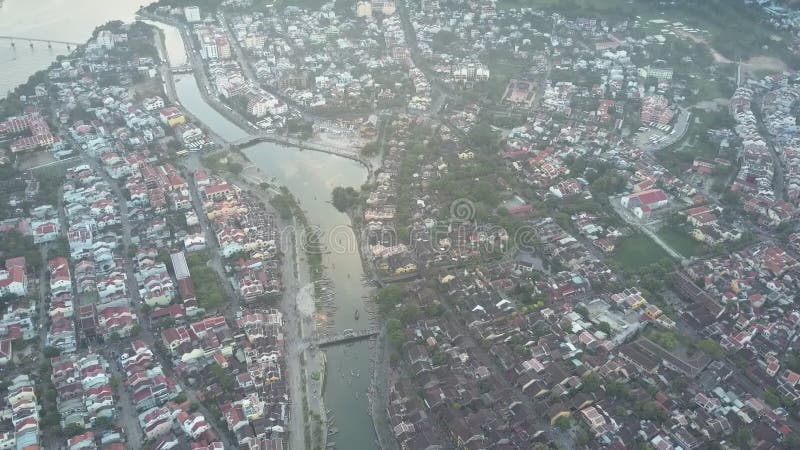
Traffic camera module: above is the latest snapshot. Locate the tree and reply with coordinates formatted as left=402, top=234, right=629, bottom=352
left=574, top=305, right=589, bottom=320
left=634, top=401, right=668, bottom=423
left=387, top=318, right=405, bottom=348
left=375, top=285, right=404, bottom=314
left=732, top=428, right=752, bottom=449
left=94, top=416, right=115, bottom=430
left=467, top=122, right=498, bottom=151
left=0, top=231, right=42, bottom=269
left=581, top=374, right=600, bottom=393
left=694, top=339, right=725, bottom=360
left=764, top=388, right=781, bottom=408
left=649, top=330, right=679, bottom=350
left=360, top=141, right=379, bottom=157
left=606, top=380, right=630, bottom=399
left=40, top=411, right=61, bottom=430
left=63, top=423, right=85, bottom=438
left=211, top=363, right=234, bottom=393
left=554, top=415, right=571, bottom=430
left=598, top=321, right=612, bottom=335
left=43, top=347, right=61, bottom=358
left=331, top=186, right=360, bottom=212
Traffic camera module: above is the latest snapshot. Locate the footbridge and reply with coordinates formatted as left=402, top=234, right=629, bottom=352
left=231, top=134, right=369, bottom=167
left=170, top=65, right=194, bottom=74
left=312, top=328, right=379, bottom=347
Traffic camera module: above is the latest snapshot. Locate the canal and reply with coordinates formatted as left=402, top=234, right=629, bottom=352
left=149, top=19, right=380, bottom=450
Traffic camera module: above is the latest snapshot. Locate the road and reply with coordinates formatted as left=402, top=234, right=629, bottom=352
left=756, top=96, right=786, bottom=202
left=643, top=107, right=692, bottom=153
left=184, top=152, right=320, bottom=450
left=184, top=162, right=242, bottom=320
left=87, top=155, right=236, bottom=449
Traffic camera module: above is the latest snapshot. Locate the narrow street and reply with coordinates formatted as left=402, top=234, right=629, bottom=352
left=87, top=156, right=236, bottom=449
left=184, top=158, right=241, bottom=320
left=755, top=97, right=786, bottom=202
left=279, top=219, right=311, bottom=450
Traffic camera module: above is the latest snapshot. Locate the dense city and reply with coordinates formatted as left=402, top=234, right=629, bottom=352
left=4, top=0, right=800, bottom=449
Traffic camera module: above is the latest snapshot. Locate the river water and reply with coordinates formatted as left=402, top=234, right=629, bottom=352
left=0, top=0, right=153, bottom=97
left=151, top=20, right=380, bottom=450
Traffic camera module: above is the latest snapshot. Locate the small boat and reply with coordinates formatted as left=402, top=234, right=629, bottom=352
left=354, top=309, right=360, bottom=320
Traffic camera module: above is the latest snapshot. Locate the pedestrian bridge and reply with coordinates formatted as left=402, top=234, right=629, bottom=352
left=312, top=328, right=379, bottom=347
left=170, top=65, right=194, bottom=74
left=231, top=134, right=369, bottom=167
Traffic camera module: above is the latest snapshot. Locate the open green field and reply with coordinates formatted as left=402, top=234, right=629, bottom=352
left=657, top=227, right=699, bottom=258
left=612, top=234, right=671, bottom=270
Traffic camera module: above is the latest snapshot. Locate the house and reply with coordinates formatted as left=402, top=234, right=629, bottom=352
left=580, top=406, right=608, bottom=434
left=68, top=431, right=96, bottom=450
left=0, top=257, right=26, bottom=298
left=159, top=107, right=186, bottom=127
left=0, top=432, right=14, bottom=450
left=32, top=220, right=60, bottom=243
left=621, top=189, right=668, bottom=219
left=49, top=257, right=72, bottom=295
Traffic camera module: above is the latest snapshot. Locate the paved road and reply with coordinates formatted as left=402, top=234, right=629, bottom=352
left=89, top=156, right=236, bottom=449
left=643, top=108, right=692, bottom=152
left=756, top=96, right=785, bottom=202
left=185, top=168, right=242, bottom=319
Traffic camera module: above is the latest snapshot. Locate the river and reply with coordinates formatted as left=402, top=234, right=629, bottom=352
left=0, top=0, right=153, bottom=96
left=151, top=19, right=380, bottom=450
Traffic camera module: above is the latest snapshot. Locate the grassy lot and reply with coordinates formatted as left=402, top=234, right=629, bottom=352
left=186, top=252, right=226, bottom=310
left=657, top=227, right=699, bottom=258
left=612, top=234, right=670, bottom=271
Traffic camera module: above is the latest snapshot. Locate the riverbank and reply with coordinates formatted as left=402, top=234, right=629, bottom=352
left=144, top=11, right=388, bottom=449
left=137, top=12, right=262, bottom=134
left=147, top=25, right=229, bottom=148
left=139, top=12, right=374, bottom=171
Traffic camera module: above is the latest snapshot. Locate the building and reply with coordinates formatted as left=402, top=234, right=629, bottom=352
left=639, top=65, right=674, bottom=81
left=96, top=30, right=115, bottom=49
left=170, top=252, right=190, bottom=280
left=356, top=1, right=373, bottom=16
left=0, top=257, right=27, bottom=298
left=184, top=6, right=201, bottom=23
left=621, top=189, right=668, bottom=219
left=159, top=107, right=186, bottom=128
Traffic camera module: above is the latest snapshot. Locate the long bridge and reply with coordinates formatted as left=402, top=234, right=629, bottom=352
left=312, top=328, right=379, bottom=347
left=232, top=134, right=369, bottom=167
left=0, top=35, right=82, bottom=48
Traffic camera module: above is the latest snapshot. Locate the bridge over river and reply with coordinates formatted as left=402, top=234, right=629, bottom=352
left=0, top=35, right=81, bottom=48
left=231, top=134, right=369, bottom=167
left=310, top=328, right=380, bottom=347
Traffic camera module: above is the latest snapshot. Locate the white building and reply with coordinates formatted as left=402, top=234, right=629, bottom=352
left=184, top=6, right=201, bottom=23
left=96, top=30, right=115, bottom=49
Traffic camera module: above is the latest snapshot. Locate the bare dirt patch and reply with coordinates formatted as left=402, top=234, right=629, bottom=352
left=742, top=55, right=787, bottom=75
